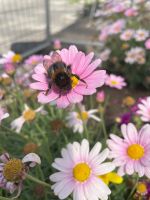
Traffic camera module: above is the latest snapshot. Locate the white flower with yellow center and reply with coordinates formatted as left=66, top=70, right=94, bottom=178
left=11, top=104, right=44, bottom=133
left=134, top=29, right=149, bottom=41
left=0, top=152, right=41, bottom=195
left=66, top=105, right=101, bottom=134
left=120, top=29, right=135, bottom=41
left=50, top=139, right=115, bottom=200
left=107, top=123, right=150, bottom=177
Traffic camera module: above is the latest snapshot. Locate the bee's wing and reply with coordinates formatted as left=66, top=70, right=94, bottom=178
left=43, top=52, right=62, bottom=71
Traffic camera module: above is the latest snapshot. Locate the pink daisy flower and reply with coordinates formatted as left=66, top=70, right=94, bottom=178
left=137, top=97, right=150, bottom=122
left=107, top=123, right=150, bottom=177
left=25, top=55, right=43, bottom=67
left=30, top=45, right=106, bottom=108
left=50, top=139, right=115, bottom=200
left=124, top=8, right=138, bottom=17
left=105, top=74, right=126, bottom=89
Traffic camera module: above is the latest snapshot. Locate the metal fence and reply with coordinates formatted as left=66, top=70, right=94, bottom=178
left=0, top=0, right=88, bottom=57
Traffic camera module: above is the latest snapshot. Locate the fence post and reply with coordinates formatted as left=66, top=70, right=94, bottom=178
left=45, top=0, right=50, bottom=40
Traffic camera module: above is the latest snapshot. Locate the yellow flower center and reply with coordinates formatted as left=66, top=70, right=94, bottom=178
left=73, top=163, right=91, bottom=182
left=123, top=96, right=135, bottom=106
left=71, top=76, right=79, bottom=88
left=111, top=80, right=118, bottom=85
left=12, top=54, right=22, bottom=63
left=3, top=159, right=23, bottom=182
left=127, top=144, right=144, bottom=160
left=137, top=182, right=147, bottom=194
left=23, top=109, right=36, bottom=121
left=78, top=111, right=89, bottom=121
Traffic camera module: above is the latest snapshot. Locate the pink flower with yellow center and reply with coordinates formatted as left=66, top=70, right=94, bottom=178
left=25, top=55, right=43, bottom=66
left=50, top=139, right=115, bottom=200
left=0, top=51, right=22, bottom=64
left=105, top=74, right=126, bottom=89
left=109, top=19, right=126, bottom=35
left=137, top=97, right=150, bottom=122
left=107, top=123, right=150, bottom=177
left=30, top=45, right=106, bottom=108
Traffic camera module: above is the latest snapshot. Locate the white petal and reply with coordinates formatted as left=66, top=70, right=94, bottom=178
left=80, top=139, right=89, bottom=162
left=89, top=142, right=102, bottom=161
left=35, top=106, right=43, bottom=113
left=22, top=153, right=41, bottom=166
left=11, top=116, right=25, bottom=133
left=94, top=162, right=115, bottom=175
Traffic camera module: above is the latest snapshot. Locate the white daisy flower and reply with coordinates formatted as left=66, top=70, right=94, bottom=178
left=11, top=104, right=45, bottom=133
left=120, top=29, right=135, bottom=41
left=134, top=29, right=149, bottom=41
left=66, top=105, right=101, bottom=134
left=50, top=139, right=115, bottom=200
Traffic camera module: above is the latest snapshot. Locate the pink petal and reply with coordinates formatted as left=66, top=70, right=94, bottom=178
left=32, top=74, right=47, bottom=83
left=38, top=91, right=59, bottom=103
left=84, top=70, right=106, bottom=88
left=56, top=95, right=70, bottom=108
left=77, top=52, right=94, bottom=75
left=30, top=82, right=48, bottom=90
left=74, top=82, right=96, bottom=95
left=80, top=59, right=102, bottom=79
left=34, top=64, right=46, bottom=74
left=67, top=90, right=83, bottom=104
left=71, top=52, right=85, bottom=73
left=68, top=45, right=78, bottom=64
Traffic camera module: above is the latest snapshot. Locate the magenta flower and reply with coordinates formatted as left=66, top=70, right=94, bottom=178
left=105, top=74, right=126, bottom=89
left=137, top=97, right=150, bottom=122
left=30, top=45, right=106, bottom=108
left=107, top=123, right=150, bottom=177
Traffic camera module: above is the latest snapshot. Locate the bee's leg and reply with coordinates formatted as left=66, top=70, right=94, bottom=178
left=80, top=79, right=88, bottom=88
left=45, top=82, right=52, bottom=95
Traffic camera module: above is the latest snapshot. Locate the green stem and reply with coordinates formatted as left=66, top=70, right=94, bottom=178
left=100, top=109, right=107, bottom=141
left=26, top=174, right=51, bottom=189
left=83, top=123, right=89, bottom=140
left=1, top=125, right=19, bottom=135
left=127, top=177, right=139, bottom=200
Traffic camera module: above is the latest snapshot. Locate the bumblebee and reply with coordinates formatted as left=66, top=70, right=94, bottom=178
left=43, top=52, right=87, bottom=95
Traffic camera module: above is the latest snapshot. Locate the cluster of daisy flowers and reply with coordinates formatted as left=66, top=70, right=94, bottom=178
left=1, top=43, right=150, bottom=200
left=125, top=47, right=146, bottom=64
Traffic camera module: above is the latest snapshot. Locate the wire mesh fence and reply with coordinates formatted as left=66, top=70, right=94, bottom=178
left=0, top=0, right=86, bottom=56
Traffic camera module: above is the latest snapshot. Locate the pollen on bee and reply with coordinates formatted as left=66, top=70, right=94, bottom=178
left=71, top=76, right=79, bottom=88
